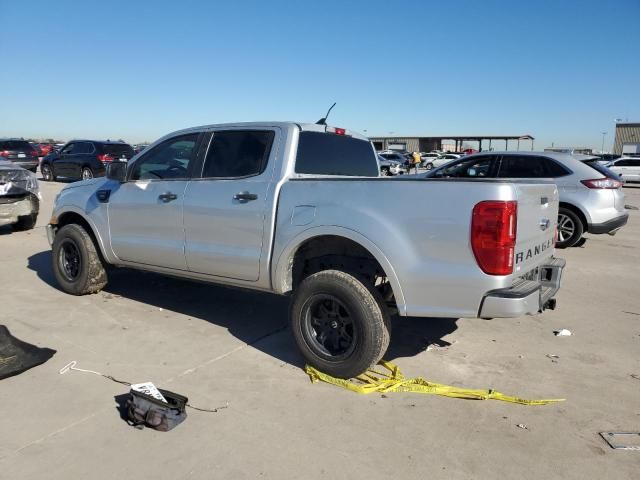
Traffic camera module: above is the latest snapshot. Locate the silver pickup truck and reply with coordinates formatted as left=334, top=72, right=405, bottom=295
left=47, top=122, right=565, bottom=378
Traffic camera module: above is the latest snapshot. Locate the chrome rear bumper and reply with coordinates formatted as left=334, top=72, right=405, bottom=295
left=479, top=258, right=566, bottom=318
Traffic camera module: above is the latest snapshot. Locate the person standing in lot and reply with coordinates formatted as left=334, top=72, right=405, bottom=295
left=412, top=152, right=421, bottom=174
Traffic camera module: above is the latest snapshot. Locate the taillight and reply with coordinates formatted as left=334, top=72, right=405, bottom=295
left=471, top=200, right=518, bottom=276
left=0, top=150, right=9, bottom=157
left=580, top=178, right=623, bottom=189
left=334, top=127, right=346, bottom=135
left=97, top=154, right=113, bottom=163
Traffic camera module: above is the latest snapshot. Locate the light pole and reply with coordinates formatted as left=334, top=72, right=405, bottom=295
left=601, top=131, right=607, bottom=154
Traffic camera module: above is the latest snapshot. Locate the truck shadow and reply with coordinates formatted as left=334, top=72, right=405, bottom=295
left=27, top=250, right=459, bottom=370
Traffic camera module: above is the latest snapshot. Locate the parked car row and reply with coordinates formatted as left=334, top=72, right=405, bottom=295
left=424, top=151, right=629, bottom=248
left=40, top=140, right=134, bottom=181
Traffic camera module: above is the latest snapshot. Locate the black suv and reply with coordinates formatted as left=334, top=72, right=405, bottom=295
left=41, top=140, right=134, bottom=181
left=0, top=139, right=39, bottom=172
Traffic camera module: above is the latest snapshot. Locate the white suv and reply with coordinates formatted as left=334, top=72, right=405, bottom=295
left=607, top=157, right=640, bottom=183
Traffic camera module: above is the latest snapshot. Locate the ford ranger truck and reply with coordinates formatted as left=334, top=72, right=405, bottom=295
left=47, top=122, right=565, bottom=378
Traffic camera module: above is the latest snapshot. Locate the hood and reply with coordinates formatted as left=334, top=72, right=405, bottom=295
left=0, top=161, right=41, bottom=198
left=60, top=177, right=109, bottom=193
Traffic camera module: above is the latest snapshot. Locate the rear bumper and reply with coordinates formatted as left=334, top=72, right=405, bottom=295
left=9, top=159, right=39, bottom=171
left=587, top=213, right=629, bottom=235
left=478, top=258, right=566, bottom=318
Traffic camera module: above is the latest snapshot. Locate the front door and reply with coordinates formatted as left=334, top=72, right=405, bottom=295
left=55, top=143, right=76, bottom=177
left=183, top=129, right=277, bottom=281
left=108, top=133, right=202, bottom=271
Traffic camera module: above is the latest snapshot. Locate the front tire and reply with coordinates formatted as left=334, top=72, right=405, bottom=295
left=81, top=167, right=94, bottom=180
left=290, top=270, right=391, bottom=379
left=424, top=162, right=433, bottom=170
left=52, top=224, right=108, bottom=295
left=41, top=163, right=56, bottom=181
left=557, top=207, right=584, bottom=248
left=381, top=168, right=391, bottom=176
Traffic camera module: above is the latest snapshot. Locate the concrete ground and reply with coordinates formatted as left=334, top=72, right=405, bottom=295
left=1, top=180, right=639, bottom=479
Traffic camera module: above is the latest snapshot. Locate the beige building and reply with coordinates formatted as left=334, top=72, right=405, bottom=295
left=613, top=122, right=640, bottom=155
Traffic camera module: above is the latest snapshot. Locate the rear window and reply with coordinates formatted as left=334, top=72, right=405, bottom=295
left=583, top=159, right=620, bottom=179
left=98, top=143, right=134, bottom=157
left=295, top=132, right=379, bottom=176
left=1, top=140, right=34, bottom=151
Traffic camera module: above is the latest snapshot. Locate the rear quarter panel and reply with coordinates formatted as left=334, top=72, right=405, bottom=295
left=272, top=178, right=559, bottom=318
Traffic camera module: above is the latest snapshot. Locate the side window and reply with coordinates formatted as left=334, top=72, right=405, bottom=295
left=73, top=142, right=90, bottom=155
left=498, top=155, right=548, bottom=178
left=542, top=158, right=570, bottom=177
left=201, top=130, right=274, bottom=178
left=437, top=156, right=494, bottom=178
left=130, top=134, right=199, bottom=180
left=60, top=143, right=75, bottom=155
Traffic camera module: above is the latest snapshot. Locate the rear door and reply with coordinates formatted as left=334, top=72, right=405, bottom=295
left=183, top=128, right=278, bottom=281
left=108, top=133, right=203, bottom=270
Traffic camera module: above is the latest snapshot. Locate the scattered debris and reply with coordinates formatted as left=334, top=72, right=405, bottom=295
left=518, top=355, right=524, bottom=359
left=422, top=339, right=453, bottom=352
left=630, top=374, right=640, bottom=381
left=546, top=354, right=560, bottom=364
left=305, top=360, right=565, bottom=405
left=599, top=432, right=640, bottom=451
left=516, top=424, right=529, bottom=430
left=624, top=204, right=639, bottom=211
left=623, top=311, right=640, bottom=316
left=554, top=329, right=572, bottom=337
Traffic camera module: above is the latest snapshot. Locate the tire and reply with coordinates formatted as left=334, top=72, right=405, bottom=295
left=81, top=167, right=94, bottom=180
left=424, top=163, right=433, bottom=170
left=13, top=213, right=37, bottom=231
left=556, top=207, right=584, bottom=248
left=290, top=269, right=391, bottom=379
left=381, top=168, right=391, bottom=176
left=52, top=224, right=108, bottom=295
left=41, top=163, right=56, bottom=181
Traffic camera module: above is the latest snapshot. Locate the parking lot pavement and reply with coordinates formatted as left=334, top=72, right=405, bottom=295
left=1, top=180, right=639, bottom=480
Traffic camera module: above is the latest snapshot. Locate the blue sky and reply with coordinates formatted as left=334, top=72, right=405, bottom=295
left=2, top=0, right=639, bottom=150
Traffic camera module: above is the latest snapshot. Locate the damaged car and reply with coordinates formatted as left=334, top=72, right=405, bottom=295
left=0, top=161, right=40, bottom=231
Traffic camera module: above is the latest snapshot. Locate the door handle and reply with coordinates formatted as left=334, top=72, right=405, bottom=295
left=233, top=191, right=258, bottom=202
left=158, top=192, right=178, bottom=203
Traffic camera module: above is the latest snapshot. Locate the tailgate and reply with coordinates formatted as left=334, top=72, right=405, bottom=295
left=513, top=183, right=558, bottom=275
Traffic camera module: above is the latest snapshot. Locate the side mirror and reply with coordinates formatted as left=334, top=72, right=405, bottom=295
left=106, top=161, right=127, bottom=182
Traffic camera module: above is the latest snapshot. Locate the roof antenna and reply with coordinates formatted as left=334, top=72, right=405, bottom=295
left=315, top=102, right=336, bottom=126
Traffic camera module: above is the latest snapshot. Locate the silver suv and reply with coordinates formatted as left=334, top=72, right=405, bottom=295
left=426, top=151, right=628, bottom=248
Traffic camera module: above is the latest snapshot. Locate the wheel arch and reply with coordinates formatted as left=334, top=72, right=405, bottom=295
left=272, top=227, right=406, bottom=315
left=55, top=210, right=110, bottom=264
left=559, top=202, right=588, bottom=229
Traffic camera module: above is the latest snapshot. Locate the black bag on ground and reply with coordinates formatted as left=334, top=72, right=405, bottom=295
left=126, top=388, right=188, bottom=431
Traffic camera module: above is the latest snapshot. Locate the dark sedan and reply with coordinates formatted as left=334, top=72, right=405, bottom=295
left=0, top=139, right=39, bottom=172
left=41, top=140, right=134, bottom=181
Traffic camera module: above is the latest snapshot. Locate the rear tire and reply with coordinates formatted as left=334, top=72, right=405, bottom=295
left=556, top=207, right=584, bottom=248
left=52, top=224, right=108, bottom=295
left=381, top=168, right=391, bottom=176
left=13, top=213, right=37, bottom=231
left=290, top=269, right=391, bottom=379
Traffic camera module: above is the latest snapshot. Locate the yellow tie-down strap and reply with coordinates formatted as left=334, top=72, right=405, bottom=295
left=305, top=360, right=565, bottom=406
